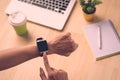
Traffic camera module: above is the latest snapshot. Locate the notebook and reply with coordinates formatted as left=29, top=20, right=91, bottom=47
left=83, top=19, right=120, bottom=60
left=5, top=0, right=76, bottom=30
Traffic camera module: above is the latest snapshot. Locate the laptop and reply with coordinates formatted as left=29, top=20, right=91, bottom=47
left=5, top=0, right=76, bottom=30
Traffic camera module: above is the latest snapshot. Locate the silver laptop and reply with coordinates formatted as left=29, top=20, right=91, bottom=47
left=5, top=0, right=76, bottom=30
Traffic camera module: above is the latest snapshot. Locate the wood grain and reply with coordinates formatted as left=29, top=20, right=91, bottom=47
left=0, top=0, right=120, bottom=80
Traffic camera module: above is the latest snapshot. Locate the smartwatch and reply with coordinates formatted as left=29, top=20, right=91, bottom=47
left=36, top=37, right=48, bottom=56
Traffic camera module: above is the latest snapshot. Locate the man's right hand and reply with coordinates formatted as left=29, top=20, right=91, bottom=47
left=40, top=53, right=68, bottom=80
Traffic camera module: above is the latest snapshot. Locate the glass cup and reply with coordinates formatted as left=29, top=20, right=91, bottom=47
left=8, top=12, right=27, bottom=36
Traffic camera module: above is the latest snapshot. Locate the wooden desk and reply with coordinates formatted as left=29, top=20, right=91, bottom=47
left=0, top=0, right=120, bottom=80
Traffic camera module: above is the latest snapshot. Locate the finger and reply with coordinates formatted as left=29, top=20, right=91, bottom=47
left=60, top=32, right=71, bottom=40
left=55, top=32, right=71, bottom=41
left=50, top=67, right=56, bottom=71
left=43, top=52, right=52, bottom=73
left=48, top=69, right=58, bottom=80
left=40, top=67, right=48, bottom=80
left=50, top=32, right=71, bottom=44
left=63, top=32, right=71, bottom=37
left=58, top=70, right=68, bottom=80
left=74, top=43, right=79, bottom=50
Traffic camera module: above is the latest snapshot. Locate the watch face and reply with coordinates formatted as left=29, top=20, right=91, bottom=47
left=37, top=40, right=48, bottom=51
left=37, top=38, right=48, bottom=52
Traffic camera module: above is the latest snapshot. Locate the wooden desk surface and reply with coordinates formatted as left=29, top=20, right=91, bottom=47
left=0, top=0, right=120, bottom=80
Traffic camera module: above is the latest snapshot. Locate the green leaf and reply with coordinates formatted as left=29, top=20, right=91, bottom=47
left=79, top=0, right=102, bottom=14
left=92, top=0, right=102, bottom=6
left=83, top=6, right=96, bottom=14
left=80, top=0, right=85, bottom=7
left=87, top=6, right=95, bottom=13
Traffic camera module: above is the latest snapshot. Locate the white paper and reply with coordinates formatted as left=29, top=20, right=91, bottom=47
left=83, top=19, right=120, bottom=60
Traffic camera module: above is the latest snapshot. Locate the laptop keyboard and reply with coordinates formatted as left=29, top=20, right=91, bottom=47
left=18, top=0, right=70, bottom=14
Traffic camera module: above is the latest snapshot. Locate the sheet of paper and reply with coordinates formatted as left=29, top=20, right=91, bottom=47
left=83, top=19, right=120, bottom=60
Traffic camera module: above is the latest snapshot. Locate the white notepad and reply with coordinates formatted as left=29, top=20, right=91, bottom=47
left=83, top=19, right=120, bottom=60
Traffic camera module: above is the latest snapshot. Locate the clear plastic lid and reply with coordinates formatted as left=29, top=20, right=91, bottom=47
left=8, top=12, right=27, bottom=26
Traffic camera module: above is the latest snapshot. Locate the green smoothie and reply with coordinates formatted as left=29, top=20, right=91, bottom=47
left=9, top=12, right=27, bottom=36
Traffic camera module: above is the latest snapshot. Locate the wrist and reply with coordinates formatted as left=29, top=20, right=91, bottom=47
left=34, top=42, right=53, bottom=56
left=36, top=38, right=54, bottom=56
left=47, top=41, right=54, bottom=55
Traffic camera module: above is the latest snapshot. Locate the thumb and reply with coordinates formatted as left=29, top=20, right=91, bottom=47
left=40, top=67, right=48, bottom=80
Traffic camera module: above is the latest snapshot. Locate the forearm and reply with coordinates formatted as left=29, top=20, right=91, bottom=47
left=0, top=43, right=53, bottom=71
left=0, top=45, right=40, bottom=70
left=0, top=32, right=78, bottom=70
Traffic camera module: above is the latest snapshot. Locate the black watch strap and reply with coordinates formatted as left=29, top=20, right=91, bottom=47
left=36, top=37, right=48, bottom=56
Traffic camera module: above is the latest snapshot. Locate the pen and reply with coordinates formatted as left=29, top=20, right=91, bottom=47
left=97, top=25, right=102, bottom=49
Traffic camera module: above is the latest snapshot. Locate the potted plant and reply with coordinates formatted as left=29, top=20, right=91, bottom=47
left=80, top=0, right=102, bottom=21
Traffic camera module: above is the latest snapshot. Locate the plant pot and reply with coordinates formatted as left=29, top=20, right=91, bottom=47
left=83, top=11, right=95, bottom=21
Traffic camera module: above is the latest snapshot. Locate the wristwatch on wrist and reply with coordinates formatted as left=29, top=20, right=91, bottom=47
left=36, top=37, right=48, bottom=56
